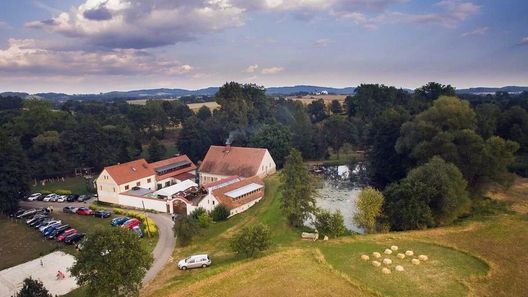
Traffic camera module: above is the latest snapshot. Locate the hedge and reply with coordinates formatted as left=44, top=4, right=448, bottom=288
left=55, top=189, right=72, bottom=195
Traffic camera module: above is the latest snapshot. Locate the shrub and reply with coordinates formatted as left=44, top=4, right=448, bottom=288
left=88, top=205, right=97, bottom=211
left=41, top=190, right=52, bottom=194
left=210, top=204, right=230, bottom=221
left=113, top=208, right=124, bottom=215
left=55, top=189, right=72, bottom=195
left=173, top=215, right=199, bottom=246
left=13, top=277, right=52, bottom=297
left=313, top=209, right=346, bottom=238
left=230, top=223, right=271, bottom=258
left=198, top=212, right=212, bottom=228
left=143, top=217, right=158, bottom=236
left=189, top=207, right=206, bottom=221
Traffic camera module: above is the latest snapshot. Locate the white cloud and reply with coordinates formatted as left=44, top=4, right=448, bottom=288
left=313, top=39, right=331, bottom=47
left=520, top=37, right=528, bottom=46
left=261, top=66, right=284, bottom=74
left=461, top=26, right=488, bottom=37
left=244, top=64, right=259, bottom=73
left=0, top=38, right=193, bottom=76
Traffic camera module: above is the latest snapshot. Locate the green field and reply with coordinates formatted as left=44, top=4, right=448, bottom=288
left=31, top=177, right=93, bottom=195
left=141, top=175, right=528, bottom=297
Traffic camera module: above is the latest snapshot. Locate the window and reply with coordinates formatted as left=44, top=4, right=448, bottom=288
left=157, top=184, right=162, bottom=190
left=147, top=178, right=151, bottom=183
left=165, top=181, right=170, bottom=187
left=113, top=187, right=115, bottom=192
left=100, top=186, right=102, bottom=190
left=213, top=200, right=215, bottom=205
left=136, top=182, right=141, bottom=186
left=125, top=185, right=129, bottom=190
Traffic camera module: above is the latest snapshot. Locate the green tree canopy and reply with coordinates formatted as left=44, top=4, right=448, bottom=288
left=314, top=209, right=346, bottom=238
left=330, top=100, right=343, bottom=114
left=70, top=228, right=153, bottom=297
left=323, top=115, right=357, bottom=159
left=173, top=215, right=199, bottom=246
left=147, top=136, right=167, bottom=162
left=13, top=277, right=52, bottom=297
left=0, top=130, right=30, bottom=214
left=230, top=223, right=272, bottom=258
left=250, top=122, right=292, bottom=167
left=196, top=105, right=212, bottom=121
left=279, top=149, right=317, bottom=227
left=177, top=116, right=212, bottom=162
left=353, top=187, right=384, bottom=233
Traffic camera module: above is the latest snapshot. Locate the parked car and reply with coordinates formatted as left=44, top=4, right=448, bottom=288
left=40, top=221, right=62, bottom=233
left=30, top=217, right=50, bottom=228
left=111, top=216, right=129, bottom=226
left=33, top=218, right=53, bottom=228
left=57, top=195, right=67, bottom=203
left=77, top=195, right=90, bottom=202
left=56, top=229, right=77, bottom=242
left=47, top=225, right=70, bottom=239
left=26, top=214, right=47, bottom=224
left=17, top=209, right=38, bottom=219
left=121, top=218, right=141, bottom=229
left=38, top=220, right=61, bottom=232
left=13, top=209, right=26, bottom=218
left=177, top=254, right=212, bottom=270
left=27, top=193, right=42, bottom=201
left=63, top=206, right=78, bottom=213
left=37, top=194, right=47, bottom=201
left=65, top=233, right=85, bottom=245
left=43, top=194, right=59, bottom=202
left=66, top=194, right=79, bottom=202
left=131, top=225, right=144, bottom=238
left=43, top=224, right=62, bottom=237
left=94, top=210, right=111, bottom=218
left=76, top=207, right=93, bottom=216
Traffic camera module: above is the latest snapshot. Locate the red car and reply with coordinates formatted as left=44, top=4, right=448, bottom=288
left=76, top=207, right=93, bottom=216
left=121, top=218, right=141, bottom=229
left=56, top=228, right=77, bottom=242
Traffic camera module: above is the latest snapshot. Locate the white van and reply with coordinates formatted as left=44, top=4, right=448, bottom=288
left=177, top=254, right=211, bottom=270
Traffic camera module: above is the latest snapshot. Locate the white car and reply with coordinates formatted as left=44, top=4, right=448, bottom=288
left=27, top=193, right=41, bottom=201
left=178, top=254, right=211, bottom=270
left=43, top=194, right=56, bottom=202
left=38, top=220, right=61, bottom=232
left=57, top=195, right=67, bottom=203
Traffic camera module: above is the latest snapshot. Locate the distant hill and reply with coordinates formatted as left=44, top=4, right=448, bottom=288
left=2, top=85, right=527, bottom=101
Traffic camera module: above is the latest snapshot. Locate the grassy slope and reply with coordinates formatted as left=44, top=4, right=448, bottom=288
left=31, top=177, right=92, bottom=195
left=142, top=175, right=528, bottom=297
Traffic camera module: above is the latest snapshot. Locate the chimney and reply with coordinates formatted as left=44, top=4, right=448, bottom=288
left=224, top=139, right=231, bottom=153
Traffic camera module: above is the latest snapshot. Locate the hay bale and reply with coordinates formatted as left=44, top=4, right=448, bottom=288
left=372, top=252, right=381, bottom=258
left=383, top=258, right=392, bottom=265
left=372, top=261, right=381, bottom=267
left=381, top=267, right=391, bottom=274
left=395, top=265, right=404, bottom=272
left=411, top=258, right=420, bottom=265
left=418, top=255, right=429, bottom=261
left=397, top=253, right=405, bottom=259
left=405, top=250, right=414, bottom=256
left=361, top=255, right=370, bottom=261
left=384, top=249, right=393, bottom=255
left=391, top=245, right=398, bottom=251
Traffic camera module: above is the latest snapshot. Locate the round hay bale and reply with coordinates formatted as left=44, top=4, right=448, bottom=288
left=383, top=258, right=392, bottom=265
left=395, top=265, right=404, bottom=272
left=411, top=258, right=421, bottom=265
left=372, top=252, right=381, bottom=258
left=381, top=267, right=391, bottom=274
left=372, top=261, right=381, bottom=267
left=405, top=250, right=414, bottom=256
left=418, top=255, right=429, bottom=261
left=397, top=253, right=405, bottom=259
left=361, top=255, right=370, bottom=261
left=384, top=249, right=393, bottom=255
left=391, top=245, right=398, bottom=251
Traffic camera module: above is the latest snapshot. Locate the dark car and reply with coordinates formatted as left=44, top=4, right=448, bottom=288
left=111, top=216, right=129, bottom=226
left=37, top=194, right=47, bottom=201
left=64, top=233, right=85, bottom=245
left=66, top=195, right=76, bottom=202
left=93, top=210, right=111, bottom=218
left=63, top=206, right=78, bottom=213
left=43, top=225, right=61, bottom=237
left=34, top=218, right=53, bottom=229
left=26, top=214, right=47, bottom=225
left=29, top=217, right=48, bottom=228
left=47, top=224, right=70, bottom=239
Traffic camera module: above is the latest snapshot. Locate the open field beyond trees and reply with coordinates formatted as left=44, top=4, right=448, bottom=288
left=140, top=176, right=528, bottom=297
left=31, top=177, right=93, bottom=195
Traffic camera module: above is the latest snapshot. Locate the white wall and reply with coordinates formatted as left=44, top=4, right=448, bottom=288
left=118, top=194, right=168, bottom=213
left=229, top=197, right=263, bottom=217
left=200, top=173, right=229, bottom=185
left=117, top=175, right=157, bottom=193
left=197, top=194, right=220, bottom=213
left=96, top=170, right=120, bottom=204
left=256, top=150, right=276, bottom=178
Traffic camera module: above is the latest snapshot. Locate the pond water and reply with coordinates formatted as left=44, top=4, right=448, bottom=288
left=307, top=162, right=369, bottom=234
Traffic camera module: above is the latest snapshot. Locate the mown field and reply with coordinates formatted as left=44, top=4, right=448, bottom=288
left=286, top=94, right=348, bottom=105
left=141, top=175, right=528, bottom=297
left=31, top=177, right=92, bottom=195
left=126, top=99, right=220, bottom=112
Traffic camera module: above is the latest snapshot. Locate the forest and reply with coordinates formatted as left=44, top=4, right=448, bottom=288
left=1, top=82, right=528, bottom=231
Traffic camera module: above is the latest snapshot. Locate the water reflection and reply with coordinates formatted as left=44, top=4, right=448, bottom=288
left=307, top=162, right=368, bottom=234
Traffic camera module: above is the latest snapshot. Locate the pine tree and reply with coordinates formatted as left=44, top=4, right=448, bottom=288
left=147, top=137, right=166, bottom=162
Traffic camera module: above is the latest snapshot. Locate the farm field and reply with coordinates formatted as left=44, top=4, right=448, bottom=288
left=285, top=94, right=348, bottom=105
left=126, top=99, right=220, bottom=112
left=141, top=176, right=528, bottom=297
left=31, top=177, right=92, bottom=195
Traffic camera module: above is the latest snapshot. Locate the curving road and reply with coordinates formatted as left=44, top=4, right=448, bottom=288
left=142, top=213, right=175, bottom=285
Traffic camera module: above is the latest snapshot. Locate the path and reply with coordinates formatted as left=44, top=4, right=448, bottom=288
left=143, top=213, right=175, bottom=285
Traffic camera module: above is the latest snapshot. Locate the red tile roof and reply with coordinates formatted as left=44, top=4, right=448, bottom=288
left=212, top=176, right=265, bottom=209
left=104, top=159, right=154, bottom=185
left=102, top=155, right=196, bottom=185
left=200, top=146, right=267, bottom=178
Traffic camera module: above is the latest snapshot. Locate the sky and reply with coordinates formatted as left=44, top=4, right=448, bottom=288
left=0, top=0, right=527, bottom=94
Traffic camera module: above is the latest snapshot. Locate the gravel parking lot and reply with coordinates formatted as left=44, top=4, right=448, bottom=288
left=0, top=251, right=78, bottom=297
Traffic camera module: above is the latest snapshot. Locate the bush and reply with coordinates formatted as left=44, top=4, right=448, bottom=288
left=230, top=223, right=271, bottom=258
left=88, top=205, right=97, bottom=211
left=113, top=208, right=124, bottom=215
left=198, top=212, right=213, bottom=228
left=314, top=209, right=346, bottom=238
left=210, top=204, right=230, bottom=221
left=55, top=189, right=72, bottom=195
left=189, top=207, right=206, bottom=221
left=173, top=216, right=199, bottom=246
left=41, top=190, right=52, bottom=195
left=142, top=217, right=158, bottom=236
left=13, top=277, right=52, bottom=297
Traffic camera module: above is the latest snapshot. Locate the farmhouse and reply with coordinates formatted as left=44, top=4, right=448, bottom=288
left=199, top=145, right=276, bottom=184
left=95, top=155, right=197, bottom=212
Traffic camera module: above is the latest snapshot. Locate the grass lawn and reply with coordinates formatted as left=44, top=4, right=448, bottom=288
left=31, top=177, right=93, bottom=195
left=140, top=174, right=528, bottom=297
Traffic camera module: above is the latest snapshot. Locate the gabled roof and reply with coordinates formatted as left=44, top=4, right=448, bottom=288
left=151, top=155, right=197, bottom=181
left=104, top=159, right=154, bottom=185
left=200, top=146, right=268, bottom=178
left=212, top=176, right=265, bottom=209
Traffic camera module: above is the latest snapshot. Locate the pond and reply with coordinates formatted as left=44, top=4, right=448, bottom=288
left=307, top=162, right=369, bottom=234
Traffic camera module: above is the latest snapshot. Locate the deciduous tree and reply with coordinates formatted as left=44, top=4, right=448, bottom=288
left=13, top=277, right=52, bottom=297
left=230, top=224, right=271, bottom=258
left=353, top=187, right=384, bottom=233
